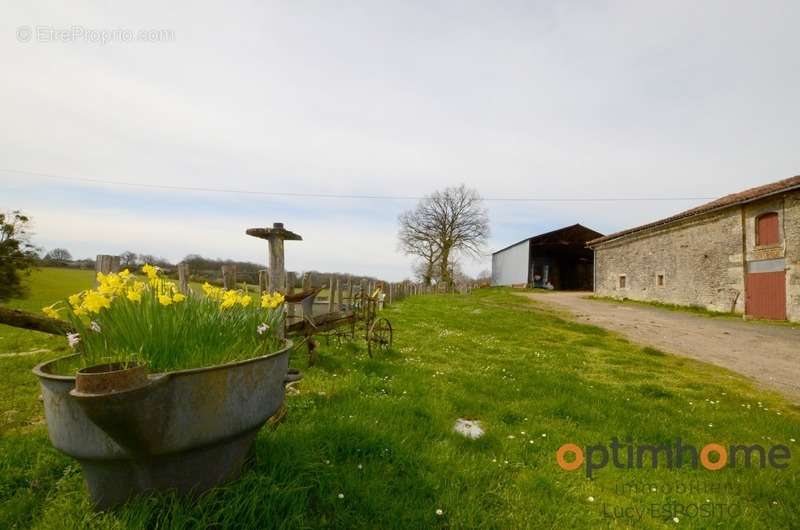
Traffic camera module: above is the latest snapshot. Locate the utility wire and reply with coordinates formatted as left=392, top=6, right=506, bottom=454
left=0, top=168, right=715, bottom=202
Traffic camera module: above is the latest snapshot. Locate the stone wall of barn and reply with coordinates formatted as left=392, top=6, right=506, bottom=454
left=782, top=191, right=800, bottom=322
left=593, top=208, right=746, bottom=313
left=594, top=190, right=800, bottom=321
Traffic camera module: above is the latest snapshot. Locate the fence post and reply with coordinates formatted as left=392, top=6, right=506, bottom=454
left=335, top=279, right=342, bottom=310
left=286, top=272, right=296, bottom=319
left=360, top=279, right=368, bottom=306
left=302, top=272, right=312, bottom=291
left=347, top=277, right=354, bottom=310
left=258, top=269, right=268, bottom=294
left=221, top=265, right=236, bottom=290
left=328, top=278, right=335, bottom=313
left=178, top=263, right=190, bottom=294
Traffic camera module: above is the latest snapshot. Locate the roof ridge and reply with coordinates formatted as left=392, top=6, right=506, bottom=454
left=589, top=174, right=800, bottom=246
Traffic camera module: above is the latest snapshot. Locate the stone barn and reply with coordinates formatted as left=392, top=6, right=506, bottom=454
left=588, top=175, right=800, bottom=322
left=491, top=224, right=603, bottom=289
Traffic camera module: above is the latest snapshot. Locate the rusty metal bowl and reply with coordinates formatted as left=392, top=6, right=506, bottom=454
left=33, top=341, right=292, bottom=510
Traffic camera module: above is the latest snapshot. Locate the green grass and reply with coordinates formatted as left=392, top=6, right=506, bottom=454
left=1, top=274, right=799, bottom=528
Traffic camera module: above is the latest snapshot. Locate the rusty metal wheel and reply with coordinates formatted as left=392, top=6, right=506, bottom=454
left=367, top=317, right=392, bottom=357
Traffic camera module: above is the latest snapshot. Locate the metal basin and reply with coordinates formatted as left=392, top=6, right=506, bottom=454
left=33, top=341, right=291, bottom=509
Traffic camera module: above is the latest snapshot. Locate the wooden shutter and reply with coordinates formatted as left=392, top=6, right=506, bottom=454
left=756, top=213, right=779, bottom=246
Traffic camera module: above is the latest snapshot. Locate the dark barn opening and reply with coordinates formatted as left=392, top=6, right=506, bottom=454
left=527, top=224, right=603, bottom=290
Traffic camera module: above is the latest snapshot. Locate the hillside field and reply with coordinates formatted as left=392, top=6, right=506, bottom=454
left=0, top=268, right=798, bottom=528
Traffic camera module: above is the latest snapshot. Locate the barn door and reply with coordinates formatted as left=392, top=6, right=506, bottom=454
left=746, top=271, right=786, bottom=320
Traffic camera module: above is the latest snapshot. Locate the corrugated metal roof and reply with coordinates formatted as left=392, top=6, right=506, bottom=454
left=492, top=224, right=604, bottom=255
left=588, top=175, right=800, bottom=247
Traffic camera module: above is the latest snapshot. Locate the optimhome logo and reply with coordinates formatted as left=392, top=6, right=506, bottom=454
left=556, top=438, right=791, bottom=478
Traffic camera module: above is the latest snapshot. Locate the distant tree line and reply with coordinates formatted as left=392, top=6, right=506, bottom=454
left=34, top=248, right=383, bottom=289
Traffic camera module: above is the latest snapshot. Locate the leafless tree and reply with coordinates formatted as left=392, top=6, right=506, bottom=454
left=398, top=184, right=489, bottom=286
left=44, top=248, right=72, bottom=263
left=120, top=251, right=138, bottom=268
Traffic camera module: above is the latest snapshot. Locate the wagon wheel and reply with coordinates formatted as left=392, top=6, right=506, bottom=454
left=367, top=317, right=392, bottom=357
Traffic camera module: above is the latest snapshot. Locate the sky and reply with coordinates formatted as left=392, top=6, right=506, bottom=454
left=1, top=1, right=799, bottom=280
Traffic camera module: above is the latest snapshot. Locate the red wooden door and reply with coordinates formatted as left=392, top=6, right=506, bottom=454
left=746, top=271, right=786, bottom=320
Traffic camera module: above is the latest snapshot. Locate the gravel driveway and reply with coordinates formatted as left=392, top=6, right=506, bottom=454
left=520, top=291, right=800, bottom=402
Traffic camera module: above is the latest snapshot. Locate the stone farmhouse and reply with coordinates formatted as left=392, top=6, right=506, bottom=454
left=588, top=175, right=800, bottom=322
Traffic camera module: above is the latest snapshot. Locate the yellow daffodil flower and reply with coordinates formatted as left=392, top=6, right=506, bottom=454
left=158, top=294, right=173, bottom=306
left=42, top=305, right=60, bottom=319
left=141, top=263, right=158, bottom=280
left=68, top=293, right=82, bottom=307
left=172, top=293, right=186, bottom=303
left=82, top=291, right=111, bottom=314
left=220, top=290, right=239, bottom=309
left=260, top=292, right=285, bottom=309
left=127, top=289, right=142, bottom=303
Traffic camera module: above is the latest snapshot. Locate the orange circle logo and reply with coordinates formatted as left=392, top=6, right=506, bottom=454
left=699, top=443, right=728, bottom=470
left=556, top=443, right=584, bottom=471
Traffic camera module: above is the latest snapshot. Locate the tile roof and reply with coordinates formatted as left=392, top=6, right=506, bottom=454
left=588, top=175, right=800, bottom=246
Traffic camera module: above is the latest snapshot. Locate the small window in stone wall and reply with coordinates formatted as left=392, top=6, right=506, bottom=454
left=756, top=212, right=779, bottom=246
left=619, top=275, right=627, bottom=289
left=657, top=274, right=664, bottom=286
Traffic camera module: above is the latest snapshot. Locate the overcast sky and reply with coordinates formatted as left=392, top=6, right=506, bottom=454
left=2, top=1, right=798, bottom=280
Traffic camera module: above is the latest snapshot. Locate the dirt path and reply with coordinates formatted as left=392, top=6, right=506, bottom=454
left=520, top=291, right=800, bottom=402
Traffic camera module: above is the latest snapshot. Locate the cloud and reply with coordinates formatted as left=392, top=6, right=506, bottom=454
left=2, top=1, right=799, bottom=280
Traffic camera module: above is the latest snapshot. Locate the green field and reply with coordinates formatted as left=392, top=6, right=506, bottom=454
left=1, top=269, right=799, bottom=528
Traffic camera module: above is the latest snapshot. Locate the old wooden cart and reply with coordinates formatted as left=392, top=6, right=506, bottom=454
left=285, top=284, right=393, bottom=364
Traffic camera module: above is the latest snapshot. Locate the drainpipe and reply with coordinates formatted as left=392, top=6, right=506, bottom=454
left=741, top=206, right=747, bottom=318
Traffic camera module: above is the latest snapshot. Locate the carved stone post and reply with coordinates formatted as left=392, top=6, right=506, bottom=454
left=246, top=223, right=302, bottom=295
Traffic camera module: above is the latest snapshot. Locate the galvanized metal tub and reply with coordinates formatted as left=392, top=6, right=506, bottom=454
left=33, top=341, right=292, bottom=509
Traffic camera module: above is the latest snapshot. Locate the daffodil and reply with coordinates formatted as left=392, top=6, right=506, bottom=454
left=127, top=289, right=142, bottom=303
left=82, top=291, right=111, bottom=314
left=68, top=293, right=82, bottom=308
left=98, top=274, right=123, bottom=296
left=42, top=305, right=60, bottom=319
left=141, top=263, right=158, bottom=280
left=220, top=290, right=239, bottom=309
left=202, top=282, right=225, bottom=301
left=260, top=292, right=285, bottom=309
left=158, top=294, right=173, bottom=306
left=239, top=295, right=252, bottom=307
left=172, top=292, right=186, bottom=303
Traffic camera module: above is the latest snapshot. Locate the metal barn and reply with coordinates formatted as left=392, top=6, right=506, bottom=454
left=491, top=224, right=603, bottom=290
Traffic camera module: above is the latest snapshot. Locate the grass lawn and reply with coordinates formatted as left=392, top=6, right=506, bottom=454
left=1, top=271, right=799, bottom=528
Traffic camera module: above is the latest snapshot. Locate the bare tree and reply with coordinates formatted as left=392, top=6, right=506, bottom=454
left=44, top=248, right=72, bottom=264
left=476, top=269, right=492, bottom=286
left=120, top=251, right=138, bottom=268
left=398, top=184, right=489, bottom=286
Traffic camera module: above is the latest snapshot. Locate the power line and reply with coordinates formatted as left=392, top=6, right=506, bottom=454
left=0, top=168, right=715, bottom=202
